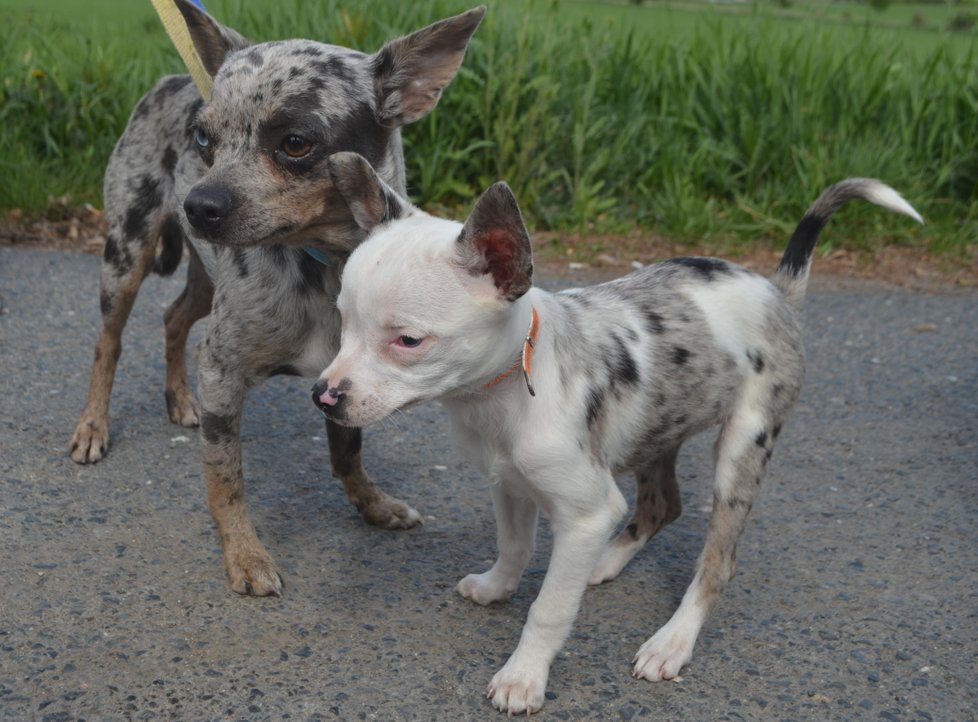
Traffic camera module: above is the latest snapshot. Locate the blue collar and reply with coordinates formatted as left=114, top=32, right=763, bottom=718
left=303, top=247, right=332, bottom=265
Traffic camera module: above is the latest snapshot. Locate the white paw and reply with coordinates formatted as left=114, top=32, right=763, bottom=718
left=588, top=542, right=638, bottom=586
left=456, top=570, right=516, bottom=606
left=487, top=658, right=548, bottom=715
left=632, top=626, right=694, bottom=682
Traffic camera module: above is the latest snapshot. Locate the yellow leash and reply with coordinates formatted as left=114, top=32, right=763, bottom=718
left=150, top=0, right=213, bottom=101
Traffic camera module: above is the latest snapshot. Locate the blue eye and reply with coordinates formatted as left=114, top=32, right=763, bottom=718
left=194, top=127, right=209, bottom=148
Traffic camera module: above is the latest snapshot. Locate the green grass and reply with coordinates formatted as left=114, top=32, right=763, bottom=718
left=1, top=0, right=976, bottom=255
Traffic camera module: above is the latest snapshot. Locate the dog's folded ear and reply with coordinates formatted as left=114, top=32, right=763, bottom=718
left=176, top=0, right=252, bottom=78
left=456, top=182, right=533, bottom=302
left=370, top=6, right=486, bottom=127
left=327, top=152, right=411, bottom=233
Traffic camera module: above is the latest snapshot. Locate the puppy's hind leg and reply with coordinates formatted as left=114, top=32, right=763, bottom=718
left=325, top=421, right=422, bottom=529
left=633, top=412, right=776, bottom=682
left=589, top=446, right=682, bottom=585
left=70, top=224, right=161, bottom=463
left=164, top=242, right=213, bottom=427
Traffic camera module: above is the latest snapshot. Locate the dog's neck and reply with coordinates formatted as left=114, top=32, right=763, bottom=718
left=484, top=304, right=540, bottom=396
left=452, top=292, right=542, bottom=401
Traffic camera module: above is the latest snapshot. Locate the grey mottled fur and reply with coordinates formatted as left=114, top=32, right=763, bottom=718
left=70, top=1, right=485, bottom=597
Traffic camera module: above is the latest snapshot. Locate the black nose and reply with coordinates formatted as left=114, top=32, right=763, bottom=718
left=184, top=184, right=233, bottom=234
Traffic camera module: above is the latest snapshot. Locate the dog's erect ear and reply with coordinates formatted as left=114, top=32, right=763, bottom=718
left=456, top=182, right=533, bottom=302
left=327, top=152, right=411, bottom=233
left=175, top=0, right=251, bottom=78
left=370, top=6, right=486, bottom=128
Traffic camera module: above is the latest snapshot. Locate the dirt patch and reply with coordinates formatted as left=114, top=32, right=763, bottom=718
left=3, top=202, right=976, bottom=294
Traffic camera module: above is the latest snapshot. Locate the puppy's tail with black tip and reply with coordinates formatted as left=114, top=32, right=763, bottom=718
left=773, top=179, right=923, bottom=308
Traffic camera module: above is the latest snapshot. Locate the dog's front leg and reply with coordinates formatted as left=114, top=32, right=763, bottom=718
left=197, top=352, right=282, bottom=596
left=487, top=476, right=626, bottom=715
left=457, top=482, right=538, bottom=605
left=325, top=421, right=422, bottom=529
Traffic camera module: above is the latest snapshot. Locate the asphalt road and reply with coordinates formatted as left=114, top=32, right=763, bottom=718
left=1, top=246, right=976, bottom=721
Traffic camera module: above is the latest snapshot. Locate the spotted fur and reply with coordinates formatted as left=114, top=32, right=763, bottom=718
left=69, top=0, right=485, bottom=596
left=313, top=156, right=921, bottom=715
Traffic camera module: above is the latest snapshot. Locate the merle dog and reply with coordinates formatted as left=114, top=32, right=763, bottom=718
left=312, top=153, right=921, bottom=713
left=69, top=0, right=485, bottom=596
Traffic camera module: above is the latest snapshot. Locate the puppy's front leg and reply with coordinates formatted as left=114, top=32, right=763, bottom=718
left=457, top=482, right=538, bottom=605
left=197, top=351, right=282, bottom=597
left=487, top=476, right=626, bottom=715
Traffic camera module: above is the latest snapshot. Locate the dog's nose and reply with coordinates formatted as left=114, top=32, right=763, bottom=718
left=311, top=378, right=343, bottom=411
left=184, top=184, right=233, bottom=233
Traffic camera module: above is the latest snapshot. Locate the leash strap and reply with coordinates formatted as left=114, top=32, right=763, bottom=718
left=150, top=0, right=213, bottom=101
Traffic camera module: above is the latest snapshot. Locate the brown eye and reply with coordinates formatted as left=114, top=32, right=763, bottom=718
left=282, top=135, right=312, bottom=158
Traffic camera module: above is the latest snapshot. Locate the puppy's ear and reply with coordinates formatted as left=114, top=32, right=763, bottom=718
left=327, top=152, right=411, bottom=233
left=175, top=0, right=251, bottom=78
left=457, top=182, right=533, bottom=302
left=370, top=6, right=486, bottom=127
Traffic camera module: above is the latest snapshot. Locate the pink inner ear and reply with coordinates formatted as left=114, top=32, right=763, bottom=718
left=476, top=229, right=517, bottom=293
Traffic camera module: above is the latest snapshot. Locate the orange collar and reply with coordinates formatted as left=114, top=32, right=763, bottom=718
left=483, top=306, right=540, bottom=397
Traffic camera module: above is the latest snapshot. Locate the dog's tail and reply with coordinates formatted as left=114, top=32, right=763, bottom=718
left=772, top=179, right=922, bottom=308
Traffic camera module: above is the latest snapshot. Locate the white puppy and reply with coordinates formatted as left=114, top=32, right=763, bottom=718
left=312, top=152, right=921, bottom=715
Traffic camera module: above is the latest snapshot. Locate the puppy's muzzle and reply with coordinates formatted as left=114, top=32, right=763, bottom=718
left=184, top=184, right=234, bottom=236
left=311, top=378, right=345, bottom=418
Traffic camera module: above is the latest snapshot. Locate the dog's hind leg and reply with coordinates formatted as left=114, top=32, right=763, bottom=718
left=70, top=223, right=162, bottom=463
left=589, top=446, right=682, bottom=585
left=325, top=421, right=423, bottom=529
left=632, top=410, right=778, bottom=682
left=163, top=243, right=213, bottom=427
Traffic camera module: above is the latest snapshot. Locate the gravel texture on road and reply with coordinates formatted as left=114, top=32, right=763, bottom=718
left=1, top=247, right=975, bottom=720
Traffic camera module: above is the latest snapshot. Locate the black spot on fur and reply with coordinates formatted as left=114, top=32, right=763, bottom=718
left=645, top=310, right=666, bottom=336
left=608, top=334, right=640, bottom=387
left=99, top=289, right=113, bottom=316
left=327, top=100, right=391, bottom=169
left=585, top=388, right=604, bottom=429
left=230, top=248, right=249, bottom=277
left=157, top=75, right=193, bottom=98
left=666, top=257, right=731, bottom=280
left=626, top=523, right=639, bottom=540
left=311, top=56, right=356, bottom=86
left=102, top=232, right=131, bottom=273
left=672, top=347, right=690, bottom=365
left=773, top=423, right=783, bottom=438
left=245, top=48, right=264, bottom=67
left=727, top=497, right=752, bottom=511
left=162, top=145, right=178, bottom=177
left=201, top=411, right=235, bottom=445
left=154, top=215, right=184, bottom=276
left=755, top=431, right=768, bottom=448
left=747, top=350, right=765, bottom=373
left=122, top=175, right=163, bottom=239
